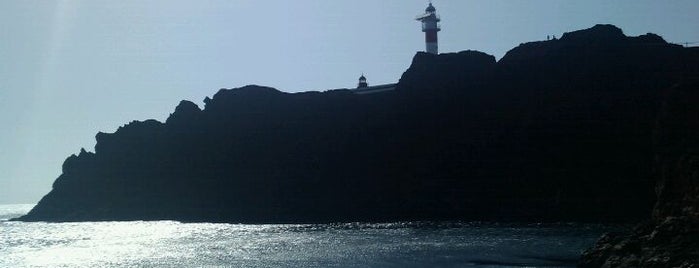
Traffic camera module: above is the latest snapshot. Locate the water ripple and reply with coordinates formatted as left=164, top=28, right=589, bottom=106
left=0, top=204, right=617, bottom=267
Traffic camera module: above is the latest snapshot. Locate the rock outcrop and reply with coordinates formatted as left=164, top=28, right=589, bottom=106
left=579, top=80, right=699, bottom=267
left=13, top=25, right=699, bottom=224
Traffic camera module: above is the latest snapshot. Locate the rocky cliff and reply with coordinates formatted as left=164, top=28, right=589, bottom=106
left=579, top=80, right=699, bottom=267
left=14, top=25, right=699, bottom=224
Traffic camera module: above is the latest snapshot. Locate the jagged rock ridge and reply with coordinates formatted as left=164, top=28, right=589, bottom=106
left=579, top=80, right=699, bottom=267
left=14, top=25, right=699, bottom=224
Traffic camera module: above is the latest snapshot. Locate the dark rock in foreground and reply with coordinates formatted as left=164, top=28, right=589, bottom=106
left=580, top=217, right=699, bottom=267
left=579, top=81, right=699, bottom=267
left=13, top=25, right=699, bottom=224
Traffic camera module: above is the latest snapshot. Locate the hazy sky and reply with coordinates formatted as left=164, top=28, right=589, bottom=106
left=1, top=0, right=698, bottom=204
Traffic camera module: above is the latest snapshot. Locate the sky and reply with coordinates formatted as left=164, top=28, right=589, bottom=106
left=1, top=0, right=699, bottom=204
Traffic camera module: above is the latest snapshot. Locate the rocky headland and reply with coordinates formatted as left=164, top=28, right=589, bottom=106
left=14, top=25, right=699, bottom=229
left=579, top=80, right=699, bottom=267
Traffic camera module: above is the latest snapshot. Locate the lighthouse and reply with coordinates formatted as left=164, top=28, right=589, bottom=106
left=416, top=2, right=441, bottom=54
left=357, top=74, right=368, bottom=88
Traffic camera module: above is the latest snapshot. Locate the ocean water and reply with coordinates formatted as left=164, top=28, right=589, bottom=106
left=1, top=204, right=615, bottom=267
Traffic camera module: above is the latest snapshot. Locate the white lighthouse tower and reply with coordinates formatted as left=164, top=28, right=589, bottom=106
left=416, top=2, right=441, bottom=54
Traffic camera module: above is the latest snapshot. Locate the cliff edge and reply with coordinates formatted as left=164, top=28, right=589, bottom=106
left=13, top=25, right=699, bottom=224
left=579, top=80, right=699, bottom=267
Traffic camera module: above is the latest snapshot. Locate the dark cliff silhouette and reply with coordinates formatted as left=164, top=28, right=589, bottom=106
left=579, top=79, right=699, bottom=267
left=14, top=25, right=699, bottom=224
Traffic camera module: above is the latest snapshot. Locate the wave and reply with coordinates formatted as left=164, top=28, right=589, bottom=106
left=0, top=204, right=35, bottom=221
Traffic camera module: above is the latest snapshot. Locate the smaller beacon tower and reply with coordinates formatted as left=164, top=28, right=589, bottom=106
left=357, top=74, right=368, bottom=88
left=416, top=2, right=441, bottom=54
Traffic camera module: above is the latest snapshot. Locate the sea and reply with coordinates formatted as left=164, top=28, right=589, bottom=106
left=0, top=204, right=618, bottom=267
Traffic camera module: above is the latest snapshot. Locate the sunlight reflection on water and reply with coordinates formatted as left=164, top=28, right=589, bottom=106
left=0, top=204, right=615, bottom=267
